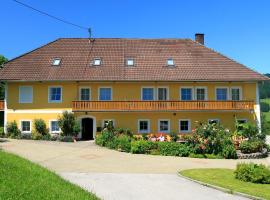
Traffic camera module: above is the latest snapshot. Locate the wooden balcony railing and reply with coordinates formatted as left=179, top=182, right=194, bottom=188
left=0, top=100, right=4, bottom=111
left=72, top=100, right=255, bottom=112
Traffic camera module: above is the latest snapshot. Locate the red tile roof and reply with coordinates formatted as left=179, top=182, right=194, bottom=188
left=0, top=38, right=268, bottom=81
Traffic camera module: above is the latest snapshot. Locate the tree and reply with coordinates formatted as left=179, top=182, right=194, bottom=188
left=259, top=74, right=270, bottom=99
left=0, top=55, right=8, bottom=100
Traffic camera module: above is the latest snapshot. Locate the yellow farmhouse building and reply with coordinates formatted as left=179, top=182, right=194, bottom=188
left=0, top=34, right=269, bottom=140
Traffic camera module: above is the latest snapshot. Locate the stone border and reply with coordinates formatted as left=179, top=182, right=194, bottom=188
left=237, top=149, right=268, bottom=159
left=178, top=173, right=264, bottom=200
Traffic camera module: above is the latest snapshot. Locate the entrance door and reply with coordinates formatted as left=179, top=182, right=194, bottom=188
left=81, top=118, right=93, bottom=140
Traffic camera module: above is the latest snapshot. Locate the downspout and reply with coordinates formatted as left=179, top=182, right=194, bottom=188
left=4, top=82, right=8, bottom=133
left=255, top=82, right=261, bottom=132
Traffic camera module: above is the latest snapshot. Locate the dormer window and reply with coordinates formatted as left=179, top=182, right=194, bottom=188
left=93, top=58, right=101, bottom=66
left=126, top=58, right=134, bottom=66
left=52, top=58, right=61, bottom=66
left=167, top=58, right=174, bottom=66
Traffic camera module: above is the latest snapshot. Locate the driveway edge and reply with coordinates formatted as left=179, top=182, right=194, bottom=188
left=177, top=173, right=264, bottom=200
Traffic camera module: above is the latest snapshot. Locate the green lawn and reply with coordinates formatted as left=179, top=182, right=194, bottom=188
left=180, top=168, right=270, bottom=199
left=264, top=112, right=270, bottom=121
left=0, top=150, right=99, bottom=200
left=261, top=98, right=270, bottom=104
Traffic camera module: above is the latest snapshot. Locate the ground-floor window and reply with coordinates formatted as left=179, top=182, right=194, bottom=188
left=138, top=119, right=150, bottom=133
left=21, top=120, right=31, bottom=133
left=179, top=119, right=191, bottom=133
left=208, top=119, right=220, bottom=125
left=102, top=119, right=115, bottom=128
left=50, top=120, right=60, bottom=134
left=158, top=119, right=170, bottom=133
left=237, top=119, right=247, bottom=124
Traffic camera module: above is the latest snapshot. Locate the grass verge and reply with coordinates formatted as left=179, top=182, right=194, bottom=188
left=180, top=168, right=270, bottom=199
left=0, top=150, right=99, bottom=200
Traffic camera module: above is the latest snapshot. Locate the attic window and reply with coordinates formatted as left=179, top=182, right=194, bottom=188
left=167, top=58, right=174, bottom=66
left=52, top=58, right=61, bottom=66
left=126, top=58, right=134, bottom=66
left=93, top=58, right=101, bottom=66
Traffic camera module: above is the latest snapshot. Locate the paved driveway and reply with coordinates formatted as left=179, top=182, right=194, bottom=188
left=1, top=139, right=268, bottom=200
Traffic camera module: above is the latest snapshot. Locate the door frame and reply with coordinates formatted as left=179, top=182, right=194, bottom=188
left=77, top=115, right=96, bottom=139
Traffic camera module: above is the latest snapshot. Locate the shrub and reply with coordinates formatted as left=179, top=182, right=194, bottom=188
left=0, top=127, right=4, bottom=138
left=261, top=114, right=270, bottom=135
left=221, top=144, right=237, bottom=159
left=50, top=134, right=59, bottom=141
left=189, top=153, right=205, bottom=158
left=239, top=139, right=264, bottom=154
left=6, top=121, right=21, bottom=138
left=31, top=131, right=42, bottom=140
left=34, top=119, right=49, bottom=136
left=261, top=102, right=270, bottom=112
left=131, top=140, right=157, bottom=154
left=58, top=135, right=74, bottom=142
left=42, top=134, right=51, bottom=141
left=95, top=130, right=115, bottom=146
left=20, top=133, right=32, bottom=140
left=58, top=111, right=80, bottom=136
left=235, top=163, right=270, bottom=184
left=169, top=132, right=179, bottom=142
left=235, top=121, right=265, bottom=141
left=114, top=128, right=133, bottom=137
left=116, top=135, right=131, bottom=152
left=158, top=142, right=190, bottom=157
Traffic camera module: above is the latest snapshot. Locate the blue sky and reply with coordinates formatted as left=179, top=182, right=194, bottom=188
left=1, top=0, right=269, bottom=73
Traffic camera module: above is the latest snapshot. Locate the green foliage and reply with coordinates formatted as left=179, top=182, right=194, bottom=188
left=58, top=111, right=80, bottom=136
left=114, top=128, right=133, bottom=137
left=0, top=127, right=4, bottom=138
left=260, top=102, right=270, bottom=112
left=158, top=142, right=190, bottom=157
left=31, top=131, right=42, bottom=140
left=235, top=120, right=265, bottom=141
left=59, top=136, right=74, bottom=142
left=6, top=121, right=21, bottom=138
left=34, top=119, right=48, bottom=136
left=141, top=133, right=148, bottom=140
left=259, top=74, right=270, bottom=99
left=0, top=55, right=8, bottom=100
left=169, top=132, right=179, bottom=142
left=95, top=130, right=115, bottom=146
left=261, top=114, right=270, bottom=135
left=239, top=139, right=264, bottom=154
left=115, top=135, right=131, bottom=152
left=235, top=163, right=270, bottom=184
left=189, top=153, right=223, bottom=159
left=221, top=144, right=237, bottom=159
left=130, top=140, right=157, bottom=154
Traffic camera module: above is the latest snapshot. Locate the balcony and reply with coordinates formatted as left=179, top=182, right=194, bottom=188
left=72, top=100, right=255, bottom=112
left=0, top=100, right=4, bottom=111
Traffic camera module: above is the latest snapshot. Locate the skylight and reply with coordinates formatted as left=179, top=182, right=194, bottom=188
left=167, top=58, right=174, bottom=66
left=126, top=58, right=134, bottom=66
left=93, top=58, right=101, bottom=66
left=52, top=58, right=61, bottom=66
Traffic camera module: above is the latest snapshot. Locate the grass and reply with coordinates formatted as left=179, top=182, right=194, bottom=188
left=264, top=112, right=270, bottom=121
left=180, top=168, right=270, bottom=199
left=261, top=98, right=270, bottom=104
left=0, top=150, right=99, bottom=200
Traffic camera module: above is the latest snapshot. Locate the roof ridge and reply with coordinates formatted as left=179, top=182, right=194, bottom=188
left=58, top=37, right=191, bottom=40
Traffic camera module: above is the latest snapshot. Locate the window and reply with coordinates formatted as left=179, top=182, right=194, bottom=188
left=181, top=88, right=193, bottom=100
left=102, top=119, right=115, bottom=128
left=80, top=88, right=90, bottom=101
left=21, top=120, right=31, bottom=133
left=158, top=120, right=170, bottom=133
left=231, top=87, right=241, bottom=101
left=216, top=88, right=228, bottom=100
left=237, top=119, right=247, bottom=124
left=19, top=86, right=33, bottom=103
left=93, top=58, right=101, bottom=66
left=208, top=119, right=220, bottom=125
left=99, top=88, right=112, bottom=100
left=138, top=120, right=150, bottom=133
left=196, top=87, right=207, bottom=100
left=179, top=120, right=191, bottom=133
left=50, top=120, right=60, bottom=134
left=167, top=58, right=174, bottom=66
left=142, top=87, right=154, bottom=100
left=126, top=58, right=134, bottom=66
left=158, top=87, right=168, bottom=100
left=49, top=87, right=62, bottom=103
left=52, top=58, right=61, bottom=66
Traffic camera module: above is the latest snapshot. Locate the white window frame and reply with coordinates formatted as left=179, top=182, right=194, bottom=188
left=157, top=87, right=169, bottom=100
left=215, top=87, right=229, bottom=101
left=49, top=119, right=61, bottom=134
left=141, top=87, right=155, bottom=101
left=52, top=58, right=61, bottom=66
left=208, top=119, right=220, bottom=124
left=167, top=58, right=175, bottom=66
left=158, top=119, right=170, bottom=133
left=98, top=87, right=112, bottom=101
left=93, top=58, right=102, bottom=66
left=180, top=87, right=194, bottom=101
left=19, top=86, right=33, bottom=103
left=230, top=86, right=242, bottom=101
left=179, top=119, right=191, bottom=133
left=138, top=119, right=150, bottom=134
left=20, top=120, right=32, bottom=134
left=48, top=86, right=62, bottom=103
left=79, top=87, right=91, bottom=101
left=126, top=58, right=134, bottom=66
left=102, top=119, right=115, bottom=128
left=195, top=86, right=208, bottom=100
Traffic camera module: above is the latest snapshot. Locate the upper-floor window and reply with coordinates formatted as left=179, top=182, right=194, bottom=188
left=216, top=88, right=228, bottom=101
left=93, top=58, right=101, bottom=66
left=142, top=87, right=154, bottom=101
left=99, top=87, right=112, bottom=101
left=52, top=58, right=61, bottom=66
left=126, top=58, right=134, bottom=66
left=80, top=88, right=91, bottom=101
left=231, top=87, right=241, bottom=101
left=21, top=120, right=31, bottom=133
left=19, top=86, right=33, bottom=103
left=167, top=58, right=174, bottom=66
left=48, top=87, right=62, bottom=103
left=181, top=88, right=193, bottom=100
left=195, top=87, right=207, bottom=100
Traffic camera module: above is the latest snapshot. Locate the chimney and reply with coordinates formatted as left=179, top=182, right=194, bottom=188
left=195, top=33, right=204, bottom=45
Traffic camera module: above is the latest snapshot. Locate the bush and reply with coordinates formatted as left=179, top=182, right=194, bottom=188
left=114, top=128, right=133, bottom=137
left=169, top=132, right=179, bottom=142
left=105, top=137, right=118, bottom=149
left=6, top=121, right=21, bottom=138
left=239, top=139, right=264, bottom=154
left=0, top=127, right=4, bottom=138
left=261, top=102, right=270, bottom=112
left=42, top=134, right=51, bottom=141
left=31, top=131, right=42, bottom=140
left=235, top=121, right=265, bottom=141
left=95, top=130, right=115, bottom=146
left=116, top=135, right=131, bottom=152
left=58, top=135, right=74, bottom=142
left=261, top=114, right=270, bottom=135
left=58, top=111, right=80, bottom=136
left=20, top=133, right=32, bottom=140
left=131, top=140, right=157, bottom=154
left=221, top=144, right=237, bottom=159
left=235, top=163, right=270, bottom=184
left=158, top=142, right=190, bottom=157
left=34, top=119, right=48, bottom=136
